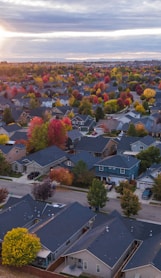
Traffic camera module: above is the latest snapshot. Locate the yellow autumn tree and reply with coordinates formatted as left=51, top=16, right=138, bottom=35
left=0, top=134, right=9, bottom=144
left=2, top=227, right=41, bottom=267
left=143, top=88, right=156, bottom=100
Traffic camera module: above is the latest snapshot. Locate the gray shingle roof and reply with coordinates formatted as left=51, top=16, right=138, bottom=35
left=65, top=210, right=161, bottom=270
left=35, top=202, right=96, bottom=253
left=95, top=154, right=139, bottom=168
left=67, top=150, right=100, bottom=170
left=18, top=145, right=67, bottom=166
left=75, top=135, right=112, bottom=153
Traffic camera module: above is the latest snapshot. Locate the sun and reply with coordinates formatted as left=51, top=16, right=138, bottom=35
left=0, top=26, right=7, bottom=39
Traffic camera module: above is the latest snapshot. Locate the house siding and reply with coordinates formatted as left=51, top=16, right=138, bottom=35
left=124, top=265, right=161, bottom=278
left=2, top=147, right=26, bottom=163
left=95, top=163, right=139, bottom=181
left=65, top=251, right=112, bottom=278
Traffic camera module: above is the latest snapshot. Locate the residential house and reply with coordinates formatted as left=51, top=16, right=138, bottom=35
left=0, top=144, right=26, bottom=163
left=136, top=163, right=161, bottom=190
left=71, top=114, right=96, bottom=133
left=95, top=117, right=123, bottom=134
left=33, top=201, right=96, bottom=268
left=0, top=123, right=23, bottom=138
left=11, top=145, right=67, bottom=174
left=0, top=96, right=13, bottom=112
left=74, top=135, right=118, bottom=158
left=117, top=135, right=157, bottom=156
left=61, top=210, right=161, bottom=278
left=0, top=194, right=96, bottom=269
left=10, top=130, right=28, bottom=143
left=64, top=150, right=100, bottom=170
left=66, top=129, right=83, bottom=150
left=94, top=154, right=140, bottom=184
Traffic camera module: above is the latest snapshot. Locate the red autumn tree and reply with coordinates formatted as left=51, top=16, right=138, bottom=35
left=50, top=167, right=73, bottom=186
left=62, top=117, right=72, bottom=131
left=104, top=75, right=110, bottom=83
left=27, top=116, right=44, bottom=139
left=48, top=118, right=67, bottom=149
left=103, top=93, right=109, bottom=102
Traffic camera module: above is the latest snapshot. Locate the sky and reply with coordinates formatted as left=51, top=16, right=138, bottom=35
left=0, top=0, right=161, bottom=62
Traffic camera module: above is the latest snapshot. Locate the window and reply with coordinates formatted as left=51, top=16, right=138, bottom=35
left=83, top=261, right=88, bottom=270
left=120, top=168, right=125, bottom=174
left=99, top=166, right=104, bottom=171
left=96, top=264, right=100, bottom=273
left=67, top=160, right=71, bottom=166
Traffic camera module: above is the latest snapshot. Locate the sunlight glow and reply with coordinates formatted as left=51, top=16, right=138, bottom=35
left=3, top=28, right=161, bottom=39
left=0, top=26, right=7, bottom=39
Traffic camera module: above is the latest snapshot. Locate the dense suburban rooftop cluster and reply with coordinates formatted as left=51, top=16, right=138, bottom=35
left=1, top=60, right=161, bottom=277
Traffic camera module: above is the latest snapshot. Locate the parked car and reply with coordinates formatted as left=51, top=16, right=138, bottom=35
left=142, top=188, right=152, bottom=200
left=27, top=171, right=40, bottom=180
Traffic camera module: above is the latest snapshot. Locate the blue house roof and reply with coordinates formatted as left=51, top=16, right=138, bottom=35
left=35, top=202, right=96, bottom=253
left=65, top=210, right=161, bottom=270
left=67, top=150, right=100, bottom=170
left=75, top=135, right=113, bottom=153
left=95, top=154, right=139, bottom=169
left=18, top=145, right=67, bottom=167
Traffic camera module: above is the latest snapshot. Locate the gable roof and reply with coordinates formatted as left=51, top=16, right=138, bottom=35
left=34, top=202, right=96, bottom=253
left=67, top=150, right=100, bottom=170
left=64, top=210, right=161, bottom=270
left=2, top=123, right=22, bottom=133
left=18, top=145, right=67, bottom=167
left=75, top=135, right=114, bottom=153
left=95, top=154, right=139, bottom=168
left=117, top=135, right=155, bottom=152
left=0, top=144, right=25, bottom=154
left=10, top=130, right=28, bottom=141
left=0, top=194, right=65, bottom=241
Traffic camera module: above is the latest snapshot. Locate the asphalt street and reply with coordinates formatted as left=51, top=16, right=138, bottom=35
left=1, top=177, right=161, bottom=224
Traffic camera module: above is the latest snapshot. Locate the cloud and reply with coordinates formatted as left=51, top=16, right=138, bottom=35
left=0, top=0, right=161, bottom=61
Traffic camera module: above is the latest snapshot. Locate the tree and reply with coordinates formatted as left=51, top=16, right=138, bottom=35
left=152, top=174, right=161, bottom=201
left=62, top=117, right=72, bottom=131
left=2, top=227, right=41, bottom=267
left=0, top=134, right=9, bottom=144
left=143, top=88, right=156, bottom=100
left=72, top=160, right=94, bottom=188
left=78, top=97, right=93, bottom=116
left=27, top=116, right=44, bottom=139
left=115, top=180, right=136, bottom=195
left=27, top=122, right=49, bottom=153
left=127, top=123, right=137, bottom=136
left=50, top=167, right=73, bottom=186
left=0, top=153, right=11, bottom=175
left=95, top=106, right=105, bottom=122
left=48, top=118, right=67, bottom=149
left=87, top=178, right=108, bottom=211
left=0, top=188, right=8, bottom=203
left=2, top=108, right=14, bottom=124
left=32, top=179, right=55, bottom=201
left=120, top=189, right=141, bottom=217
left=135, top=123, right=148, bottom=137
left=137, top=146, right=161, bottom=173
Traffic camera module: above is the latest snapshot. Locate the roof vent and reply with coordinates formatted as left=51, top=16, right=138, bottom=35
left=131, top=226, right=134, bottom=232
left=149, top=230, right=153, bottom=237
left=106, top=226, right=109, bottom=232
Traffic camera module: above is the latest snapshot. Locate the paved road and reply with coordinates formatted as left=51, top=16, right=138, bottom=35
left=1, top=178, right=161, bottom=224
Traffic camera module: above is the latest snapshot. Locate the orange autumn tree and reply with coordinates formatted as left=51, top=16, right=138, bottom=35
left=50, top=167, right=73, bottom=186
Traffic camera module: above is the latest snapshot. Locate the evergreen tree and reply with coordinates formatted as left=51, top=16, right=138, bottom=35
left=2, top=107, right=14, bottom=124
